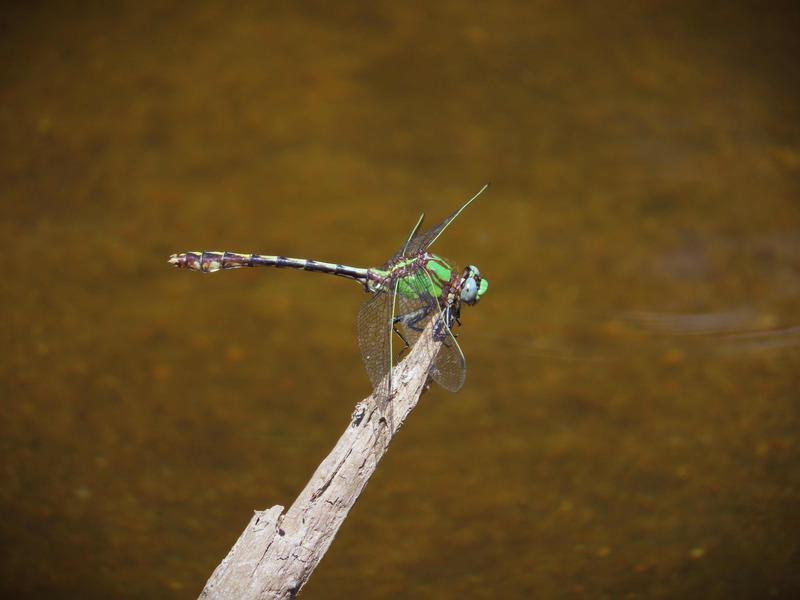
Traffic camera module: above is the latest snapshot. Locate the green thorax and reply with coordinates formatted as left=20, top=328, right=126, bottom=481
left=371, top=253, right=489, bottom=303
left=371, top=253, right=453, bottom=299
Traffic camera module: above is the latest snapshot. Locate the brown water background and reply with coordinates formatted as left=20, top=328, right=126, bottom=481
left=2, top=2, right=799, bottom=598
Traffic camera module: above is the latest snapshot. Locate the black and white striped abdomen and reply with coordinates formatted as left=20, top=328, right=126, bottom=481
left=168, top=251, right=371, bottom=281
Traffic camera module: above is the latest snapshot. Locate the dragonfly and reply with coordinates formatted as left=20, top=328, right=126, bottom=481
left=168, top=184, right=490, bottom=402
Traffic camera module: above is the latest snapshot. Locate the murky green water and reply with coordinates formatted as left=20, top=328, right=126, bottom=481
left=2, top=2, right=799, bottom=597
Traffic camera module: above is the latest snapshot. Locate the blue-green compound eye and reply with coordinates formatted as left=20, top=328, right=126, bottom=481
left=460, top=265, right=486, bottom=305
left=461, top=277, right=479, bottom=304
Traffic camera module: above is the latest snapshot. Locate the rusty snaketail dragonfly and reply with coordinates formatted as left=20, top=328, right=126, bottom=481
left=169, top=184, right=490, bottom=402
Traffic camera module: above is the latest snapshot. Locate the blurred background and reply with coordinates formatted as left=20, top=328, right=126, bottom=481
left=2, top=1, right=799, bottom=597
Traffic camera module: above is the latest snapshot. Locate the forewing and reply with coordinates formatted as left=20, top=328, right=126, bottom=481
left=431, top=324, right=467, bottom=392
left=384, top=212, right=425, bottom=268
left=403, top=211, right=459, bottom=258
left=403, top=183, right=489, bottom=257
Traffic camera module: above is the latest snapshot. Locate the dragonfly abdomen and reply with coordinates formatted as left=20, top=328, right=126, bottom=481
left=168, top=251, right=371, bottom=282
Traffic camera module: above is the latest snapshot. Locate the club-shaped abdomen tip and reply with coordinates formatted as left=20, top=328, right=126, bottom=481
left=168, top=253, right=183, bottom=267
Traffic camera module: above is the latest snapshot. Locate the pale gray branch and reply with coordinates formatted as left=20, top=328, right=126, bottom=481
left=200, top=319, right=442, bottom=599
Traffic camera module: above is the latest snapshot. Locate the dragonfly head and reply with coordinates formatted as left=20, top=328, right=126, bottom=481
left=459, top=265, right=488, bottom=306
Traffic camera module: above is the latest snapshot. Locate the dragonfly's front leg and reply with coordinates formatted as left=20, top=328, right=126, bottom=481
left=449, top=308, right=462, bottom=338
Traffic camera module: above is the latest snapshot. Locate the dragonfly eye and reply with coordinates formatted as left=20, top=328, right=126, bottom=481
left=461, top=277, right=478, bottom=304
left=460, top=266, right=482, bottom=305
left=460, top=265, right=487, bottom=305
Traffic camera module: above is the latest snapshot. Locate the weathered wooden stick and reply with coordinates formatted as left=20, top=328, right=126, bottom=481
left=200, top=319, right=442, bottom=599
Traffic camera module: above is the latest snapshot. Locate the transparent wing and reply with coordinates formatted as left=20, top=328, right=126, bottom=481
left=357, top=278, right=398, bottom=401
left=402, top=183, right=489, bottom=257
left=384, top=212, right=425, bottom=268
left=431, top=323, right=466, bottom=392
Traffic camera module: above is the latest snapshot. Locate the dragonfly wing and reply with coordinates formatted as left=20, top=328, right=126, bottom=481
left=383, top=212, right=425, bottom=268
left=401, top=213, right=425, bottom=257
left=403, top=183, right=489, bottom=256
left=431, top=322, right=466, bottom=392
left=357, top=278, right=398, bottom=400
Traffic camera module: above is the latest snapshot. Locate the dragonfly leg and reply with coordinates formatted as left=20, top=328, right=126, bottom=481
left=393, top=304, right=434, bottom=358
left=450, top=314, right=462, bottom=339
left=393, top=323, right=411, bottom=348
left=393, top=310, right=425, bottom=356
left=393, top=306, right=429, bottom=332
left=393, top=324, right=412, bottom=358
